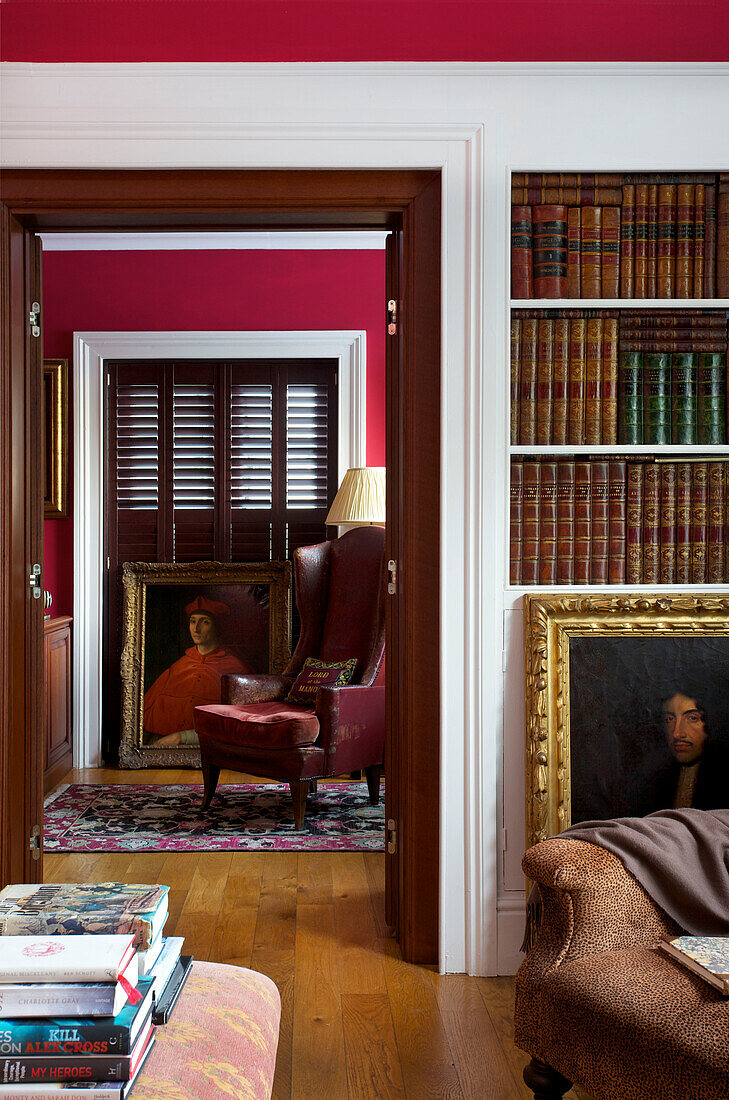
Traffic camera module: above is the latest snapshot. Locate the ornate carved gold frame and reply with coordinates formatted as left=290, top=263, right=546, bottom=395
left=119, top=560, right=291, bottom=768
left=523, top=592, right=729, bottom=848
left=43, top=359, right=68, bottom=518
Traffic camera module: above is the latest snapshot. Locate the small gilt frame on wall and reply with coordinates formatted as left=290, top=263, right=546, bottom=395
left=43, top=359, right=69, bottom=518
left=524, top=593, right=729, bottom=849
left=119, top=560, right=291, bottom=768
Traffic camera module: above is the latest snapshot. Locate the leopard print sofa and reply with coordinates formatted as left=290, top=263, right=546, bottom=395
left=514, top=837, right=729, bottom=1100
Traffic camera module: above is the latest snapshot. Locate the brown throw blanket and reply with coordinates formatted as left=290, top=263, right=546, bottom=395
left=522, top=808, right=729, bottom=952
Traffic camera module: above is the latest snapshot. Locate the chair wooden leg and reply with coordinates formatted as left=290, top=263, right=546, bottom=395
left=310, top=778, right=318, bottom=793
left=289, top=780, right=310, bottom=830
left=522, top=1059, right=572, bottom=1099
left=364, top=764, right=382, bottom=805
left=201, top=763, right=221, bottom=809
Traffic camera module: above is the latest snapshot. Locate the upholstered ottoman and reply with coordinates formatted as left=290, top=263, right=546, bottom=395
left=133, top=960, right=281, bottom=1100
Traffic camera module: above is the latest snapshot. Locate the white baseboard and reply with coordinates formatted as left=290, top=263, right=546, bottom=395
left=497, top=893, right=526, bottom=975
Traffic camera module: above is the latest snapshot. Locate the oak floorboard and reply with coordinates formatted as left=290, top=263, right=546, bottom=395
left=442, top=1003, right=526, bottom=1099
left=151, top=853, right=202, bottom=936
left=333, top=854, right=388, bottom=997
left=362, top=851, right=391, bottom=940
left=297, top=852, right=333, bottom=906
left=209, top=852, right=266, bottom=969
left=341, top=992, right=406, bottom=1099
left=291, top=903, right=347, bottom=1100
left=476, top=976, right=534, bottom=1100
left=171, top=852, right=232, bottom=957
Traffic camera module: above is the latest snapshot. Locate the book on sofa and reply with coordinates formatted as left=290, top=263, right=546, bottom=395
left=660, top=936, right=729, bottom=994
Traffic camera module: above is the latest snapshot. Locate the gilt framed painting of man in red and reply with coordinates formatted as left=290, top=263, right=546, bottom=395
left=119, top=561, right=291, bottom=767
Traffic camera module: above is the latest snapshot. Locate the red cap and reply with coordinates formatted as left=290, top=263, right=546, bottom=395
left=185, top=595, right=231, bottom=620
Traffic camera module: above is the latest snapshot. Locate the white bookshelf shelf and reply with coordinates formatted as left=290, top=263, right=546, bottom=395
left=510, top=299, right=729, bottom=309
left=510, top=445, right=729, bottom=456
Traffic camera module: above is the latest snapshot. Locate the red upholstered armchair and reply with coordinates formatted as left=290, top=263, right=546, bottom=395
left=193, top=526, right=386, bottom=829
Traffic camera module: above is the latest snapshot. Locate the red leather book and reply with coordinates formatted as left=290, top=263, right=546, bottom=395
left=642, top=463, right=661, bottom=584
left=675, top=462, right=692, bottom=584
left=519, top=316, right=538, bottom=445
left=567, top=207, right=581, bottom=298
left=657, top=183, right=677, bottom=299
left=634, top=183, right=649, bottom=299
left=675, top=183, right=694, bottom=300
left=620, top=184, right=635, bottom=299
left=619, top=312, right=726, bottom=331
left=536, top=318, right=555, bottom=445
left=693, top=183, right=705, bottom=299
left=726, top=464, right=729, bottom=587
left=539, top=461, right=558, bottom=584
left=601, top=207, right=621, bottom=298
left=590, top=460, right=610, bottom=584
left=585, top=317, right=603, bottom=445
left=647, top=183, right=659, bottom=298
left=620, top=339, right=727, bottom=354
left=510, top=460, right=523, bottom=586
left=626, top=463, right=644, bottom=585
left=608, top=460, right=627, bottom=584
left=574, top=461, right=592, bottom=585
left=532, top=205, right=567, bottom=298
left=522, top=462, right=541, bottom=585
left=691, top=462, right=708, bottom=584
left=510, top=316, right=521, bottom=445
left=567, top=317, right=587, bottom=445
left=601, top=317, right=619, bottom=445
left=580, top=207, right=602, bottom=299
left=556, top=461, right=575, bottom=584
left=705, top=180, right=717, bottom=298
left=708, top=461, right=725, bottom=584
left=717, top=178, right=729, bottom=298
left=552, top=318, right=569, bottom=446
left=511, top=205, right=533, bottom=299
left=659, top=462, right=677, bottom=584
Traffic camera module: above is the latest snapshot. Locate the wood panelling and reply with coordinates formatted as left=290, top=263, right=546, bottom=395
left=43, top=615, right=72, bottom=794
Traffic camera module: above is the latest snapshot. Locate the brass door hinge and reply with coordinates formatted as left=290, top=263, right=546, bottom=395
left=387, top=299, right=397, bottom=335
left=29, top=824, right=41, bottom=861
left=386, top=818, right=397, bottom=855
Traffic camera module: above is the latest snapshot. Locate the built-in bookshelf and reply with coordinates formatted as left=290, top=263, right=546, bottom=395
left=508, top=171, right=729, bottom=591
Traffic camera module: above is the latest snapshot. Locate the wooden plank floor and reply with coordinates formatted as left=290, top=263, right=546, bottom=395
left=45, top=769, right=592, bottom=1099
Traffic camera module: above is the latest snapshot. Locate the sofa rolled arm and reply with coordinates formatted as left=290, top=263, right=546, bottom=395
left=221, top=673, right=291, bottom=705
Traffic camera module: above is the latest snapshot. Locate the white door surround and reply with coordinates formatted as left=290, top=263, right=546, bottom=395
left=73, top=329, right=367, bottom=778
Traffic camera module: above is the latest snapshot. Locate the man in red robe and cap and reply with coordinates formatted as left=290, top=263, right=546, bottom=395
left=144, top=595, right=250, bottom=747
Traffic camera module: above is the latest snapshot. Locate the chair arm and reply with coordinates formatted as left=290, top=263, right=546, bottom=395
left=315, top=685, right=385, bottom=772
left=221, top=673, right=291, bottom=705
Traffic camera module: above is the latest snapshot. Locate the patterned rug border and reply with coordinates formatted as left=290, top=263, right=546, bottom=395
left=44, top=782, right=385, bottom=853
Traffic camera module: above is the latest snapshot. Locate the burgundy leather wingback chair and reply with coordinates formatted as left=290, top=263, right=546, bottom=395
left=193, top=526, right=386, bottom=829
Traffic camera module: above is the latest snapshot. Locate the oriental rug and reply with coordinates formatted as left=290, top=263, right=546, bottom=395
left=43, top=782, right=385, bottom=853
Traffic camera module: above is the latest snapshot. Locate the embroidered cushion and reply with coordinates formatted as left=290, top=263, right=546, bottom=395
left=285, top=657, right=357, bottom=705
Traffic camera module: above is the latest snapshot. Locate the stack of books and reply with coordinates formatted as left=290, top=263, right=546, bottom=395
left=0, top=885, right=192, bottom=1099
left=510, top=308, right=728, bottom=446
left=511, top=456, right=729, bottom=585
left=511, top=172, right=729, bottom=300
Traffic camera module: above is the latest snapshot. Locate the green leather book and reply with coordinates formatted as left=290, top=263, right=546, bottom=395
left=618, top=351, right=643, bottom=445
left=670, top=353, right=697, bottom=445
left=697, top=352, right=727, bottom=445
left=643, top=352, right=671, bottom=446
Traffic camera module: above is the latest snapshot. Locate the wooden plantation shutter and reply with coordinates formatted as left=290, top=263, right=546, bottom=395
left=172, top=363, right=218, bottom=562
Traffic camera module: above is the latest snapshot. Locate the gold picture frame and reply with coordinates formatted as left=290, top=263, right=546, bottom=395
left=43, top=359, right=69, bottom=518
left=119, top=560, right=292, bottom=768
left=524, top=592, right=729, bottom=848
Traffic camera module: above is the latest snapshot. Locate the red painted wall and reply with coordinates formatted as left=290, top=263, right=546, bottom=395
left=42, top=248, right=386, bottom=617
left=2, top=0, right=726, bottom=61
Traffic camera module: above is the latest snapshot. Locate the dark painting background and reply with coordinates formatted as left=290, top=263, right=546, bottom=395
left=568, top=635, right=729, bottom=824
left=143, top=582, right=270, bottom=692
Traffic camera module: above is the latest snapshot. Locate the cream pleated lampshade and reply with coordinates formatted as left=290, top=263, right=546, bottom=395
left=325, top=467, right=386, bottom=527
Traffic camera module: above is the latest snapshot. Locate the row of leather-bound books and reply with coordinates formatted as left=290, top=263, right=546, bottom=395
left=511, top=309, right=728, bottom=446
left=510, top=458, right=729, bottom=586
left=510, top=172, right=729, bottom=300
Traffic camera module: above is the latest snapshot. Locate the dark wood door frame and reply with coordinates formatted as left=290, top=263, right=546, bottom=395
left=0, top=169, right=441, bottom=964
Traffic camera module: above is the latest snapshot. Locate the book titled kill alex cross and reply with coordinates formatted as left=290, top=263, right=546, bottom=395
left=0, top=887, right=169, bottom=954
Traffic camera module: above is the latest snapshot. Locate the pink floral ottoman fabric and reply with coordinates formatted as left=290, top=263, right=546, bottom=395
left=133, top=960, right=281, bottom=1099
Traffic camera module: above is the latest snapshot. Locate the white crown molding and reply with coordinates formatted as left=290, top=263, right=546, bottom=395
left=72, top=330, right=367, bottom=774
left=40, top=231, right=389, bottom=251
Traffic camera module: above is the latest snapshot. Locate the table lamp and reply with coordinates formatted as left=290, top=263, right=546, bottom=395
left=325, top=466, right=386, bottom=533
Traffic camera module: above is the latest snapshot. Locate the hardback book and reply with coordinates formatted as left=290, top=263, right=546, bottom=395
left=510, top=317, right=521, bottom=444
left=608, top=461, right=627, bottom=584
left=519, top=317, right=538, bottom=445
left=708, top=462, right=725, bottom=585
left=675, top=462, right=693, bottom=584
left=532, top=205, right=567, bottom=298
left=566, top=208, right=581, bottom=298
left=510, top=205, right=533, bottom=299
left=693, top=183, right=706, bottom=299
left=0, top=1018, right=154, bottom=1083
left=601, top=207, right=620, bottom=298
left=660, top=936, right=729, bottom=995
left=674, top=182, right=693, bottom=299
left=536, top=319, right=554, bottom=445
left=647, top=182, right=659, bottom=297
left=618, top=351, right=643, bottom=445
left=643, top=353, right=671, bottom=445
left=580, top=207, right=601, bottom=299
left=0, top=977, right=154, bottom=1056
left=509, top=461, right=523, bottom=586
left=705, top=181, right=717, bottom=298
left=0, top=978, right=135, bottom=1021
left=521, top=462, right=541, bottom=586
left=626, top=464, right=644, bottom=585
left=717, top=176, right=729, bottom=298
left=151, top=956, right=192, bottom=1026
left=0, top=1031, right=154, bottom=1097
left=538, top=462, right=558, bottom=584
left=670, top=353, right=697, bottom=445
left=551, top=318, right=570, bottom=445
left=145, top=938, right=184, bottom=1006
left=556, top=461, right=575, bottom=585
left=601, top=317, right=619, bottom=445
left=659, top=463, right=677, bottom=584
left=642, top=463, right=661, bottom=584
left=691, top=463, right=709, bottom=584
left=0, top=938, right=137, bottom=987
left=656, top=182, right=676, bottom=298
left=584, top=316, right=603, bottom=445
left=697, top=352, right=727, bottom=445
left=567, top=317, right=587, bottom=445
left=134, top=934, right=163, bottom=980
left=620, top=183, right=635, bottom=299
left=573, top=461, right=592, bottom=584
left=589, top=460, right=609, bottom=584
left=0, top=887, right=169, bottom=954
left=634, top=183, right=649, bottom=298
